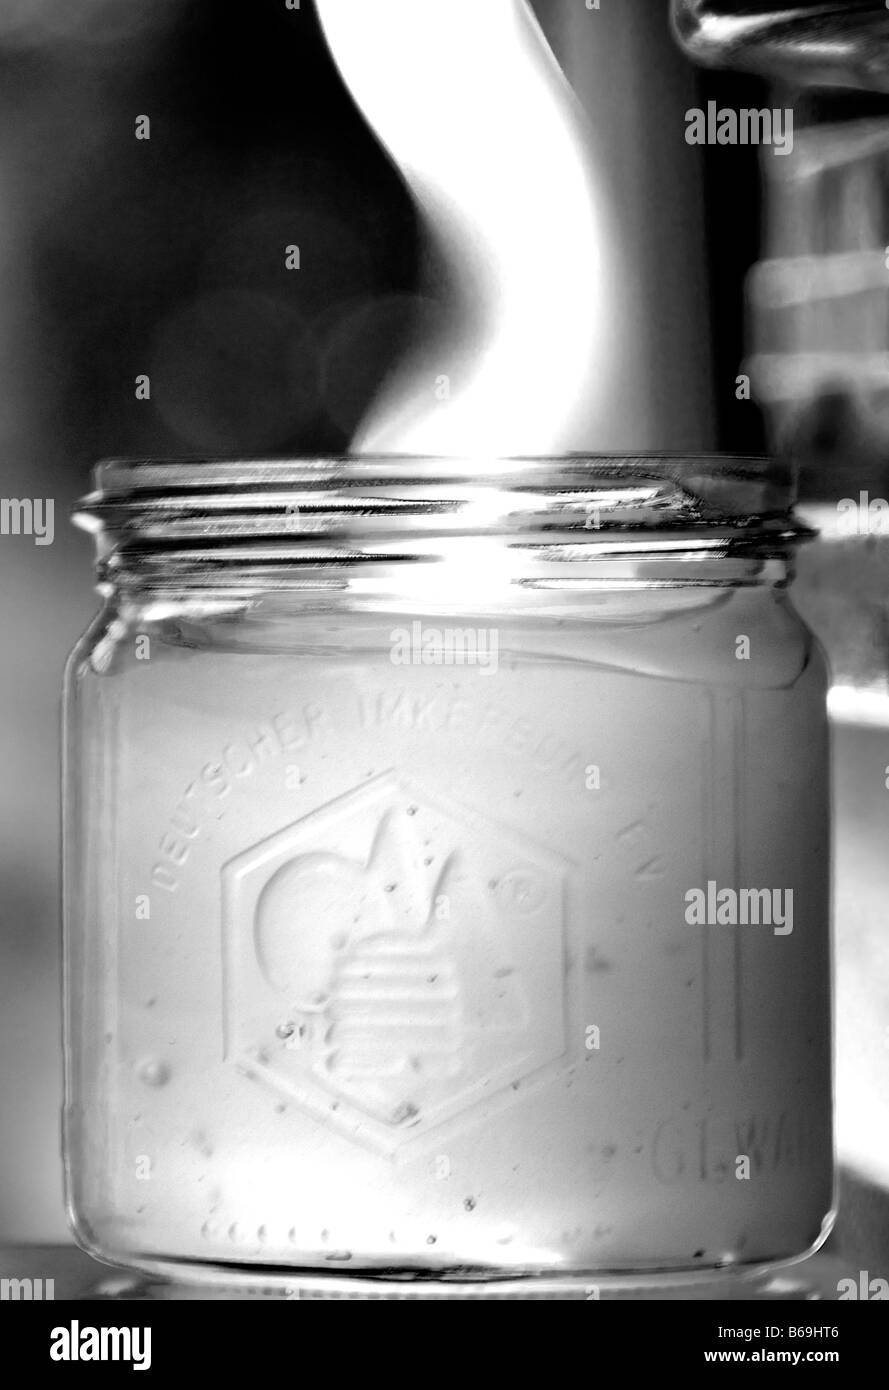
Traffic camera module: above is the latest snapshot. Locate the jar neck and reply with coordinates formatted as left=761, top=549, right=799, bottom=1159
left=74, top=454, right=812, bottom=606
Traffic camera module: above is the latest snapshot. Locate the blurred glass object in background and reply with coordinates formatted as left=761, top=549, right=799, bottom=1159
left=747, top=114, right=889, bottom=716
left=538, top=0, right=717, bottom=454
left=680, top=1, right=889, bottom=724
left=673, top=1, right=889, bottom=92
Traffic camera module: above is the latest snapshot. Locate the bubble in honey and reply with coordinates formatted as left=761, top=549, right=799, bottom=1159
left=191, top=1130, right=214, bottom=1158
left=136, top=1058, right=170, bottom=1087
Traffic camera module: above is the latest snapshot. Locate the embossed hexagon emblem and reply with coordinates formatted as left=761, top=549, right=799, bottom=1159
left=222, top=771, right=570, bottom=1156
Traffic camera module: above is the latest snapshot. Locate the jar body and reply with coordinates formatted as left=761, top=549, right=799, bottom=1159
left=63, top=582, right=834, bottom=1286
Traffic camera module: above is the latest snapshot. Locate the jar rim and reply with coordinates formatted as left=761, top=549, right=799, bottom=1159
left=86, top=451, right=791, bottom=504
left=74, top=453, right=812, bottom=597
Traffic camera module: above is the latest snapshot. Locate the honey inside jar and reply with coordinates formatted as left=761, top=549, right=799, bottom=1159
left=63, top=455, right=834, bottom=1293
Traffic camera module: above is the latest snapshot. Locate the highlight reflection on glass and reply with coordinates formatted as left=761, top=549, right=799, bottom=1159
left=315, top=0, right=618, bottom=457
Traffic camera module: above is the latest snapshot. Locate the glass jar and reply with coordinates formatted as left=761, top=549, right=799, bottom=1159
left=672, top=1, right=889, bottom=91
left=63, top=454, right=834, bottom=1297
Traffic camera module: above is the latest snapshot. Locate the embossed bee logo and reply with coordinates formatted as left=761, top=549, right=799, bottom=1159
left=255, top=810, right=527, bottom=1126
left=222, top=772, right=569, bottom=1154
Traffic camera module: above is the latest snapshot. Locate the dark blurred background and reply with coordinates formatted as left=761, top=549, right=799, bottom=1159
left=0, top=0, right=860, bottom=1240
